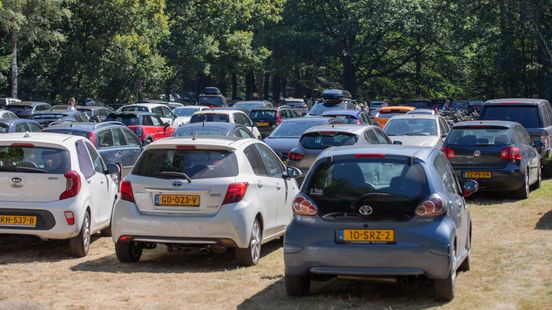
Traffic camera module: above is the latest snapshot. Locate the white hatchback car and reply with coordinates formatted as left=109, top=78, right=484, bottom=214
left=119, top=103, right=179, bottom=128
left=173, top=106, right=210, bottom=125
left=0, top=132, right=119, bottom=257
left=112, top=137, right=301, bottom=266
left=189, top=109, right=263, bottom=139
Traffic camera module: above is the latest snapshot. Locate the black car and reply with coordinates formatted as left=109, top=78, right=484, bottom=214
left=174, top=122, right=256, bottom=139
left=5, top=101, right=52, bottom=119
left=43, top=122, right=142, bottom=178
left=76, top=106, right=113, bottom=122
left=249, top=107, right=297, bottom=138
left=479, top=98, right=552, bottom=176
left=197, top=95, right=227, bottom=108
left=307, top=89, right=357, bottom=117
left=0, top=119, right=42, bottom=133
left=441, top=121, right=541, bottom=199
left=402, top=98, right=432, bottom=109
left=233, top=100, right=273, bottom=114
left=31, top=111, right=89, bottom=127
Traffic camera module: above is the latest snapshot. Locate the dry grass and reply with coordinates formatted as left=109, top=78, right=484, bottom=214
left=1, top=181, right=551, bottom=309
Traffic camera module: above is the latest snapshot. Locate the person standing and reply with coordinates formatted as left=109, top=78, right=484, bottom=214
left=67, top=97, right=76, bottom=111
left=441, top=99, right=452, bottom=112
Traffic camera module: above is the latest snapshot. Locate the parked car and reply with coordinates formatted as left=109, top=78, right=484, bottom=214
left=111, top=137, right=302, bottom=266
left=198, top=95, right=227, bottom=108
left=383, top=114, right=450, bottom=148
left=168, top=102, right=184, bottom=110
left=249, top=107, right=297, bottom=138
left=82, top=98, right=107, bottom=107
left=0, top=110, right=19, bottom=120
left=104, top=112, right=175, bottom=145
left=233, top=101, right=273, bottom=114
left=31, top=111, right=89, bottom=127
left=407, top=109, right=437, bottom=115
left=0, top=119, right=42, bottom=133
left=174, top=122, right=256, bottom=139
left=264, top=117, right=344, bottom=162
left=307, top=91, right=358, bottom=117
left=284, top=145, right=477, bottom=301
left=202, top=87, right=222, bottom=96
left=173, top=106, right=210, bottom=125
left=0, top=97, right=21, bottom=109
left=441, top=121, right=541, bottom=199
left=368, top=100, right=387, bottom=116
left=120, top=103, right=178, bottom=128
left=288, top=124, right=392, bottom=183
left=6, top=101, right=52, bottom=119
left=402, top=99, right=432, bottom=109
left=190, top=109, right=262, bottom=139
left=479, top=98, right=552, bottom=177
left=279, top=98, right=308, bottom=116
left=321, top=109, right=375, bottom=125
left=374, top=106, right=415, bottom=128
left=76, top=106, right=113, bottom=122
left=43, top=122, right=142, bottom=178
left=0, top=132, right=119, bottom=257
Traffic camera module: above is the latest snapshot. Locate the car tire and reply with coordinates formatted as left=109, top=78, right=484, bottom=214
left=115, top=240, right=142, bottom=263
left=543, top=163, right=552, bottom=178
left=434, top=250, right=456, bottom=301
left=285, top=273, right=311, bottom=297
left=235, top=218, right=262, bottom=266
left=100, top=221, right=112, bottom=237
left=69, top=211, right=91, bottom=258
left=513, top=171, right=529, bottom=200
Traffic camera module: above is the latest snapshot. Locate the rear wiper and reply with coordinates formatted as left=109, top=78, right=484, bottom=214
left=14, top=166, right=47, bottom=173
left=159, top=171, right=192, bottom=183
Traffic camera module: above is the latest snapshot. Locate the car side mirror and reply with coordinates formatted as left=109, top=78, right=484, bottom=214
left=393, top=140, right=402, bottom=145
left=533, top=140, right=545, bottom=148
left=285, top=166, right=302, bottom=179
left=105, top=163, right=120, bottom=176
left=142, top=139, right=151, bottom=146
left=462, top=179, right=479, bottom=198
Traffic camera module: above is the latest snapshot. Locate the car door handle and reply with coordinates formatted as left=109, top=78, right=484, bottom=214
left=276, top=185, right=282, bottom=190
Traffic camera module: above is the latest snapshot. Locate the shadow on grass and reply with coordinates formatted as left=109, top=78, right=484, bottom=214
left=238, top=277, right=447, bottom=309
left=70, top=239, right=282, bottom=274
left=466, top=191, right=519, bottom=205
left=535, top=210, right=552, bottom=230
left=0, top=235, right=102, bottom=265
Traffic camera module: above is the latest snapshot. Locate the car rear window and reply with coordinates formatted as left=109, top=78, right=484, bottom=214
left=174, top=127, right=228, bottom=137
left=308, top=103, right=348, bottom=116
left=133, top=149, right=238, bottom=179
left=44, top=129, right=91, bottom=140
left=385, top=118, right=437, bottom=136
left=250, top=110, right=276, bottom=121
left=305, top=157, right=429, bottom=219
left=105, top=115, right=140, bottom=126
left=122, top=106, right=148, bottom=112
left=6, top=106, right=32, bottom=112
left=198, top=96, right=224, bottom=106
left=446, top=127, right=511, bottom=146
left=32, top=114, right=63, bottom=120
left=269, top=121, right=325, bottom=138
left=301, top=132, right=358, bottom=149
left=174, top=108, right=200, bottom=117
left=190, top=114, right=230, bottom=123
left=325, top=115, right=358, bottom=124
left=0, top=146, right=70, bottom=174
left=481, top=105, right=542, bottom=128
left=377, top=111, right=408, bottom=119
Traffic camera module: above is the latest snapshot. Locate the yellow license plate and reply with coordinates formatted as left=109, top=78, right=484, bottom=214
left=155, top=195, right=200, bottom=207
left=465, top=171, right=492, bottom=179
left=0, top=215, right=37, bottom=227
left=256, top=122, right=269, bottom=127
left=337, top=229, right=395, bottom=243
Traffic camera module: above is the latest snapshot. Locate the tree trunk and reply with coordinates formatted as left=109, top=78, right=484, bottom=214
left=282, top=77, right=287, bottom=98
left=245, top=70, right=256, bottom=100
left=232, top=72, right=238, bottom=99
left=272, top=74, right=281, bottom=103
left=263, top=72, right=270, bottom=100
left=415, top=54, right=422, bottom=96
left=341, top=55, right=356, bottom=96
left=11, top=35, right=18, bottom=98
left=164, top=80, right=172, bottom=102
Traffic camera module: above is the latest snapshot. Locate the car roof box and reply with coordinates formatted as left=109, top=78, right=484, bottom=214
left=321, top=89, right=352, bottom=104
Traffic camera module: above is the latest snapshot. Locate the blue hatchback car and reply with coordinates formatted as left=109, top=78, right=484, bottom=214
left=284, top=145, right=478, bottom=301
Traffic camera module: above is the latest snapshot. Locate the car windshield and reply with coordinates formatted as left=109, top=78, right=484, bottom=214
left=235, top=102, right=265, bottom=110
left=133, top=149, right=238, bottom=179
left=301, top=132, right=358, bottom=149
left=189, top=114, right=230, bottom=123
left=105, top=115, right=140, bottom=126
left=122, top=106, right=149, bottom=112
left=250, top=110, right=276, bottom=121
left=175, top=126, right=228, bottom=137
left=269, top=121, right=325, bottom=138
left=446, top=127, right=511, bottom=146
left=198, top=96, right=224, bottom=106
left=0, top=146, right=70, bottom=174
left=305, top=157, right=429, bottom=218
left=385, top=119, right=437, bottom=136
left=309, top=103, right=347, bottom=116
left=174, top=108, right=200, bottom=117
left=480, top=105, right=542, bottom=128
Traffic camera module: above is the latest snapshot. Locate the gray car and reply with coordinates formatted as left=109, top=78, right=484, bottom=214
left=287, top=125, right=391, bottom=182
left=284, top=145, right=478, bottom=301
left=264, top=117, right=344, bottom=162
left=383, top=114, right=450, bottom=148
left=174, top=122, right=256, bottom=139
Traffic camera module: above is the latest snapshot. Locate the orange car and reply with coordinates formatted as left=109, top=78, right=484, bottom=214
left=374, top=106, right=416, bottom=128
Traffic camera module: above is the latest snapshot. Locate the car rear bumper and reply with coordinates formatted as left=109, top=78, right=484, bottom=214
left=452, top=167, right=524, bottom=192
left=111, top=199, right=258, bottom=248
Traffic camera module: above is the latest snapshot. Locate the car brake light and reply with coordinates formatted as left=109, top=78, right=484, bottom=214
left=292, top=195, right=318, bottom=216
left=89, top=131, right=96, bottom=145
left=119, top=235, right=132, bottom=242
left=60, top=171, right=81, bottom=200
left=500, top=101, right=522, bottom=104
left=223, top=182, right=248, bottom=204
left=441, top=146, right=456, bottom=159
left=120, top=180, right=135, bottom=202
left=500, top=146, right=522, bottom=160
left=288, top=151, right=304, bottom=161
left=355, top=154, right=385, bottom=158
left=415, top=196, right=445, bottom=217
left=276, top=111, right=281, bottom=124
left=64, top=211, right=75, bottom=225
left=177, top=145, right=196, bottom=149
left=10, top=143, right=35, bottom=148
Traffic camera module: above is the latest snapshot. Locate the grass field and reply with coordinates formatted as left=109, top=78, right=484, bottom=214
left=1, top=180, right=551, bottom=309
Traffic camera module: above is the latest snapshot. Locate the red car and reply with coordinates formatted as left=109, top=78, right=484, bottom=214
left=105, top=112, right=175, bottom=144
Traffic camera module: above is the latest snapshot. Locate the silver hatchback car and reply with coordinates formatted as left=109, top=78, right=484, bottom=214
left=284, top=145, right=478, bottom=301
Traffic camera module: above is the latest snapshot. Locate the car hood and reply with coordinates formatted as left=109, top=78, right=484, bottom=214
left=175, top=116, right=192, bottom=123
left=264, top=137, right=300, bottom=154
left=392, top=135, right=441, bottom=147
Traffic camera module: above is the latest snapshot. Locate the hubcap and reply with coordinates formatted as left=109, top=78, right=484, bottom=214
left=250, top=221, right=261, bottom=262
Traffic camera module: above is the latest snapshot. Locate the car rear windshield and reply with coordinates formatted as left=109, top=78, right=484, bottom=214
left=305, top=157, right=429, bottom=219
left=480, top=105, right=542, bottom=128
left=190, top=114, right=230, bottom=123
left=122, top=106, right=148, bottom=112
left=133, top=149, right=238, bottom=179
left=385, top=119, right=437, bottom=136
left=269, top=121, right=325, bottom=138
left=301, top=132, right=358, bottom=149
left=6, top=106, right=32, bottom=112
left=0, top=146, right=70, bottom=174
left=446, top=127, right=511, bottom=146
left=44, top=129, right=91, bottom=140
left=105, top=115, right=140, bottom=126
left=198, top=96, right=224, bottom=106
left=325, top=115, right=358, bottom=124
left=250, top=110, right=276, bottom=121
left=174, top=108, right=200, bottom=117
left=377, top=111, right=407, bottom=119
left=174, top=127, right=228, bottom=137
left=309, top=103, right=349, bottom=116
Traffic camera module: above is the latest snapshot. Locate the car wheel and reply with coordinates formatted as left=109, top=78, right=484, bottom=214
left=285, top=273, right=311, bottom=297
left=235, top=218, right=262, bottom=266
left=513, top=171, right=529, bottom=200
left=434, top=245, right=456, bottom=301
left=69, top=211, right=91, bottom=257
left=115, top=240, right=142, bottom=262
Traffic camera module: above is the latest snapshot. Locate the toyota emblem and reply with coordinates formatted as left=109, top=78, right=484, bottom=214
left=172, top=180, right=183, bottom=187
left=474, top=150, right=481, bottom=157
left=358, top=205, right=373, bottom=216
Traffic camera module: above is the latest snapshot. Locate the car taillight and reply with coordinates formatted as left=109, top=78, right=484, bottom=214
left=59, top=171, right=81, bottom=200
left=223, top=182, right=248, bottom=204
left=292, top=195, right=318, bottom=216
left=277, top=111, right=282, bottom=124
left=415, top=195, right=445, bottom=217
left=120, top=180, right=135, bottom=202
left=64, top=211, right=75, bottom=225
left=500, top=146, right=522, bottom=161
left=441, top=146, right=456, bottom=159
left=89, top=131, right=96, bottom=145
left=288, top=151, right=304, bottom=161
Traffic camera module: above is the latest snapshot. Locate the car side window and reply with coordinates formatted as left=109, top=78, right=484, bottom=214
left=15, top=122, right=29, bottom=132
left=373, top=129, right=390, bottom=144
left=162, top=106, right=174, bottom=118
left=516, top=126, right=531, bottom=146
left=97, top=129, right=114, bottom=148
left=151, top=116, right=163, bottom=126
left=255, top=143, right=284, bottom=178
left=365, top=129, right=378, bottom=144
left=541, top=104, right=551, bottom=126
left=360, top=113, right=369, bottom=124
left=244, top=145, right=268, bottom=175
left=238, top=128, right=254, bottom=138
left=84, top=141, right=105, bottom=173
left=112, top=128, right=126, bottom=146
left=76, top=140, right=95, bottom=179
left=152, top=107, right=162, bottom=116
left=438, top=118, right=447, bottom=135
left=435, top=155, right=459, bottom=195
left=122, top=128, right=141, bottom=146
left=28, top=122, right=42, bottom=132
left=142, top=116, right=153, bottom=126
left=233, top=113, right=245, bottom=125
